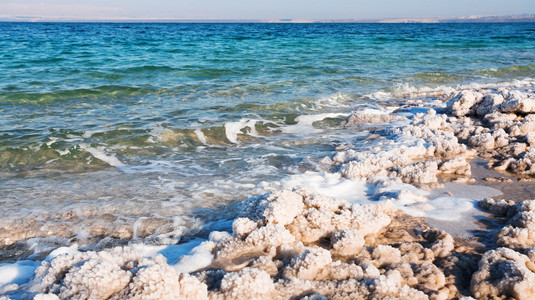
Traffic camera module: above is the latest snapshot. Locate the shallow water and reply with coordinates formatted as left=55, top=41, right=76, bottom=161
left=1, top=22, right=535, bottom=257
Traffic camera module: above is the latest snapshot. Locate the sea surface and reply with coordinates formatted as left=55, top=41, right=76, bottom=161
left=1, top=22, right=535, bottom=260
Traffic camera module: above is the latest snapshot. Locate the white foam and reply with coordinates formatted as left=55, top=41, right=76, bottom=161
left=224, top=119, right=258, bottom=143
left=80, top=144, right=125, bottom=167
left=312, top=93, right=354, bottom=109
left=282, top=113, right=348, bottom=134
left=45, top=137, right=59, bottom=147
left=82, top=130, right=105, bottom=139
left=194, top=129, right=207, bottom=144
left=55, top=148, right=70, bottom=156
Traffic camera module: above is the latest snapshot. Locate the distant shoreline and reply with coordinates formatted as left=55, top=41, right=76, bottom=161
left=1, top=15, right=534, bottom=23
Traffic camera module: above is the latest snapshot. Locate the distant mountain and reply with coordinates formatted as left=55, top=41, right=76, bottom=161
left=373, top=15, right=535, bottom=23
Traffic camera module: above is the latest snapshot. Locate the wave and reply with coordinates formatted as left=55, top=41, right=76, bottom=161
left=475, top=64, right=535, bottom=78
left=0, top=109, right=352, bottom=174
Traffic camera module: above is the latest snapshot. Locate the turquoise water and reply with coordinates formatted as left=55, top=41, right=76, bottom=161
left=1, top=22, right=535, bottom=255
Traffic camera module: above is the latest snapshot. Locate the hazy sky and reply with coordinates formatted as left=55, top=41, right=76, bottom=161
left=0, top=0, right=534, bottom=20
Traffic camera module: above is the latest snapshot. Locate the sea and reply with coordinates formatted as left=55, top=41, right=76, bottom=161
left=1, top=22, right=535, bottom=264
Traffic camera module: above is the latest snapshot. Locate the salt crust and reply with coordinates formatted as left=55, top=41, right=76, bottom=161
left=336, top=108, right=473, bottom=189
left=17, top=189, right=462, bottom=299
left=476, top=198, right=535, bottom=299
left=493, top=200, right=535, bottom=249
left=7, top=85, right=535, bottom=299
left=336, top=88, right=535, bottom=186
left=345, top=110, right=407, bottom=125
left=26, top=247, right=208, bottom=300
left=471, top=248, right=535, bottom=300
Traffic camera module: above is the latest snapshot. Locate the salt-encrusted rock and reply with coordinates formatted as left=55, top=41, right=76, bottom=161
left=499, top=142, right=527, bottom=157
left=240, top=190, right=304, bottom=226
left=427, top=135, right=471, bottom=160
left=492, top=128, right=510, bottom=148
left=438, top=157, right=471, bottom=176
left=496, top=200, right=535, bottom=249
left=484, top=111, right=518, bottom=123
left=327, top=261, right=368, bottom=281
left=213, top=224, right=297, bottom=270
left=283, top=248, right=333, bottom=280
left=287, top=200, right=391, bottom=243
left=446, top=90, right=483, bottom=117
left=300, top=191, right=345, bottom=212
left=368, top=271, right=430, bottom=299
left=330, top=229, right=365, bottom=256
left=30, top=247, right=144, bottom=295
left=478, top=198, right=516, bottom=217
left=346, top=110, right=406, bottom=125
left=471, top=248, right=535, bottom=300
left=273, top=269, right=428, bottom=299
left=388, top=161, right=439, bottom=186
left=500, top=98, right=535, bottom=114
left=508, top=149, right=535, bottom=175
left=58, top=258, right=131, bottom=300
left=527, top=131, right=535, bottom=148
left=475, top=93, right=505, bottom=116
left=509, top=120, right=535, bottom=137
left=219, top=267, right=275, bottom=299
left=245, top=224, right=296, bottom=248
left=287, top=207, right=337, bottom=243
left=371, top=245, right=402, bottom=267
left=127, top=262, right=207, bottom=300
left=261, top=191, right=305, bottom=225
left=423, top=229, right=454, bottom=258
left=249, top=256, right=279, bottom=276
left=399, top=242, right=435, bottom=264
left=412, top=109, right=449, bottom=130
left=215, top=190, right=391, bottom=272
left=413, top=262, right=446, bottom=292
left=232, top=217, right=257, bottom=239
left=340, top=154, right=413, bottom=179
left=468, top=133, right=495, bottom=150
left=28, top=247, right=208, bottom=300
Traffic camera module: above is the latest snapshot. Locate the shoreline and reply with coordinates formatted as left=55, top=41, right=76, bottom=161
left=2, top=81, right=535, bottom=299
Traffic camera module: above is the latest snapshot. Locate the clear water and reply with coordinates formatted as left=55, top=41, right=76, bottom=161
left=1, top=22, right=535, bottom=256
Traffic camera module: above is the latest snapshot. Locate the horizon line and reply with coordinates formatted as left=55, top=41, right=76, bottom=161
left=1, top=14, right=535, bottom=24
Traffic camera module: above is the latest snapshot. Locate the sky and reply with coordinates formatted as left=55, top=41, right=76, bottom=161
left=0, top=0, right=534, bottom=21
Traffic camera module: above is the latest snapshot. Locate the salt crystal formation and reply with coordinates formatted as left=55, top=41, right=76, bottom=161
left=27, top=247, right=207, bottom=300
left=14, top=190, right=468, bottom=299
left=475, top=198, right=535, bottom=299
left=335, top=107, right=474, bottom=188
left=445, top=88, right=535, bottom=175
left=5, top=85, right=535, bottom=299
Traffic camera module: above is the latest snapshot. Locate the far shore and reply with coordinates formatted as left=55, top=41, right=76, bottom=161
left=1, top=14, right=534, bottom=24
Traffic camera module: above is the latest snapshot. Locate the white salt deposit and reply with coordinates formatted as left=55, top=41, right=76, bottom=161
left=0, top=261, right=40, bottom=287
left=3, top=82, right=535, bottom=299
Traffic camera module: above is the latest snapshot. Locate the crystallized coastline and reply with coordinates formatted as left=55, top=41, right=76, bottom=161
left=3, top=83, right=535, bottom=299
